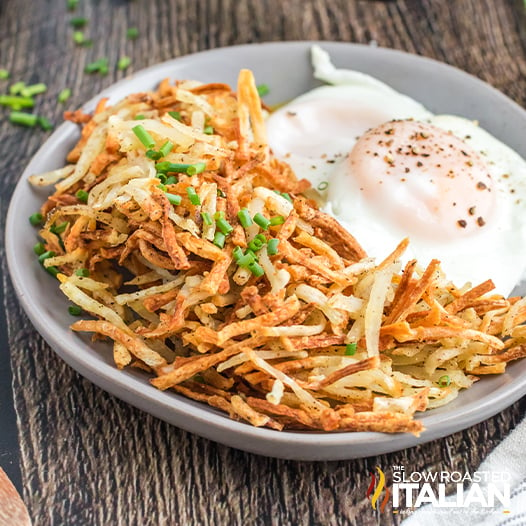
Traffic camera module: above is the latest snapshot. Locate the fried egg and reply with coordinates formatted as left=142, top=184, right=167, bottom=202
left=266, top=46, right=526, bottom=296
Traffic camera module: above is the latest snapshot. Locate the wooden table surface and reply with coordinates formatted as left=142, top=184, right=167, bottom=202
left=1, top=1, right=525, bottom=525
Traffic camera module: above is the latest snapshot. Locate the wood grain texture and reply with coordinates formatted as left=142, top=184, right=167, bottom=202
left=1, top=0, right=526, bottom=525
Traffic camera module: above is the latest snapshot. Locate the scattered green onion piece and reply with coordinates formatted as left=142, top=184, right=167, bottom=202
left=165, top=175, right=178, bottom=185
left=253, top=212, right=270, bottom=230
left=38, top=250, right=55, bottom=264
left=237, top=253, right=255, bottom=268
left=345, top=343, right=357, bottom=356
left=255, top=233, right=267, bottom=243
left=217, top=188, right=226, bottom=198
left=213, top=231, right=226, bottom=249
left=438, top=375, right=451, bottom=387
left=46, top=266, right=60, bottom=278
left=75, top=268, right=90, bottom=277
left=256, top=84, right=270, bottom=97
left=33, top=242, right=46, bottom=256
left=157, top=183, right=167, bottom=192
left=118, top=56, right=131, bottom=70
left=237, top=208, right=253, bottom=228
left=67, top=0, right=80, bottom=10
left=214, top=211, right=225, bottom=220
left=9, top=81, right=25, bottom=95
left=37, top=116, right=53, bottom=131
left=165, top=193, right=182, bottom=206
left=20, top=83, right=47, bottom=97
left=245, top=248, right=259, bottom=261
left=132, top=124, right=156, bottom=149
left=75, top=189, right=89, bottom=203
left=0, top=95, right=35, bottom=109
left=248, top=261, right=265, bottom=277
left=269, top=215, right=285, bottom=226
left=267, top=238, right=279, bottom=256
left=203, top=125, right=214, bottom=135
left=201, top=212, right=213, bottom=225
left=29, top=212, right=43, bottom=226
left=0, top=69, right=9, bottom=80
left=168, top=110, right=181, bottom=121
left=73, top=31, right=90, bottom=45
left=68, top=305, right=83, bottom=316
left=186, top=186, right=201, bottom=205
left=248, top=238, right=264, bottom=252
left=126, top=27, right=139, bottom=39
left=216, top=217, right=233, bottom=235
left=58, top=88, right=72, bottom=103
left=146, top=149, right=162, bottom=160
left=50, top=221, right=69, bottom=235
left=70, top=16, right=87, bottom=28
left=85, top=58, right=109, bottom=74
left=317, top=181, right=329, bottom=191
left=133, top=114, right=146, bottom=120
left=280, top=192, right=292, bottom=203
left=156, top=162, right=203, bottom=175
left=233, top=246, right=243, bottom=261
left=186, top=162, right=206, bottom=175
left=159, top=140, right=173, bottom=157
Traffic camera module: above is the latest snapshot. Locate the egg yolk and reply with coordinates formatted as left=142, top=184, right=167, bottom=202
left=349, top=120, right=496, bottom=241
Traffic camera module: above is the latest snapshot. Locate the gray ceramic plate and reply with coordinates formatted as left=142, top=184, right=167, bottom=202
left=6, top=42, right=526, bottom=460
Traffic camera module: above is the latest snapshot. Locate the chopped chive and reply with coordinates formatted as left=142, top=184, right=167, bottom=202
left=345, top=343, right=357, bottom=356
left=38, top=250, right=55, bottom=263
left=281, top=192, right=292, bottom=203
left=126, top=27, right=139, bottom=39
left=216, top=217, right=233, bottom=235
left=0, top=95, right=34, bottom=109
left=248, top=261, right=265, bottom=277
left=67, top=0, right=80, bottom=10
left=46, top=266, right=60, bottom=278
left=213, top=231, right=226, bottom=248
left=165, top=175, right=177, bottom=185
left=118, top=56, right=131, bottom=70
left=233, top=246, right=243, bottom=261
left=165, top=193, right=182, bottom=206
left=50, top=221, right=69, bottom=235
left=58, top=88, right=72, bottom=103
left=267, top=238, right=279, bottom=256
left=146, top=150, right=162, bottom=160
left=237, top=253, right=255, bottom=268
left=132, top=124, right=156, bottom=149
left=317, top=181, right=329, bottom=191
left=20, top=83, right=47, bottom=97
left=133, top=114, right=146, bottom=120
left=157, top=173, right=167, bottom=183
left=73, top=31, right=91, bottom=46
left=237, top=208, right=253, bottom=228
left=254, top=233, right=267, bottom=243
left=0, top=69, right=9, bottom=80
left=85, top=58, right=109, bottom=74
left=156, top=183, right=167, bottom=192
left=203, top=125, right=214, bottom=135
left=248, top=237, right=265, bottom=252
left=29, top=212, right=43, bottom=226
left=33, top=242, right=46, bottom=255
left=37, top=116, right=53, bottom=131
left=187, top=162, right=206, bottom=175
left=75, top=189, right=89, bottom=203
left=217, top=188, right=226, bottom=198
left=253, top=212, right=270, bottom=230
left=168, top=110, right=182, bottom=121
left=186, top=186, right=201, bottom=205
left=201, top=212, right=213, bottom=225
left=256, top=84, right=270, bottom=97
left=438, top=375, right=451, bottom=387
left=159, top=140, right=173, bottom=157
left=269, top=215, right=285, bottom=226
left=9, top=81, right=25, bottom=95
left=70, top=16, right=87, bottom=28
left=68, top=305, right=83, bottom=316
left=75, top=268, right=90, bottom=277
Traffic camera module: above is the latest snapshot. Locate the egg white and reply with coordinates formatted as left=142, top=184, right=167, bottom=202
left=266, top=46, right=526, bottom=296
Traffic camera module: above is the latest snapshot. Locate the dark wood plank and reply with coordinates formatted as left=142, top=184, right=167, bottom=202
left=1, top=1, right=525, bottom=525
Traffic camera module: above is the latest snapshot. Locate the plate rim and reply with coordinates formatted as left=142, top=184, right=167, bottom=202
left=6, top=40, right=526, bottom=460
